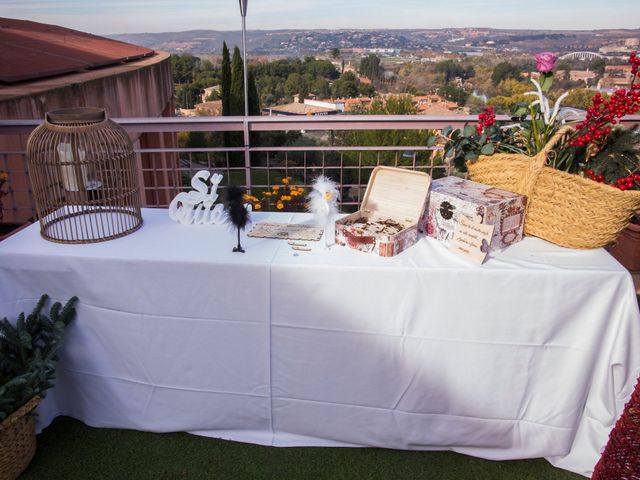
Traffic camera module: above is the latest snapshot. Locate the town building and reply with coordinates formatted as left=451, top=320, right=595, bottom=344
left=201, top=85, right=220, bottom=103
left=569, top=70, right=598, bottom=84
left=412, top=95, right=469, bottom=115
left=602, top=64, right=634, bottom=87
left=194, top=100, right=223, bottom=116
left=263, top=96, right=338, bottom=116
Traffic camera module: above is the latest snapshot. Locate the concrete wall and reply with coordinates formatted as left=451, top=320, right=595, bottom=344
left=0, top=52, right=177, bottom=223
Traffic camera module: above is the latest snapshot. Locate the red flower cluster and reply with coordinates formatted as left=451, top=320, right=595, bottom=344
left=585, top=170, right=640, bottom=190
left=630, top=52, right=640, bottom=76
left=476, top=106, right=496, bottom=135
left=585, top=170, right=603, bottom=182
left=614, top=174, right=640, bottom=191
left=570, top=53, right=640, bottom=149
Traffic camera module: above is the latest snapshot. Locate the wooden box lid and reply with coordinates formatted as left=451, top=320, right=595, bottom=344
left=360, top=166, right=431, bottom=224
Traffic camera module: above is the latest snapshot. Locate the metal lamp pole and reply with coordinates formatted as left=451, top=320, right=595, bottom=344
left=239, top=0, right=251, bottom=191
left=240, top=0, right=249, bottom=118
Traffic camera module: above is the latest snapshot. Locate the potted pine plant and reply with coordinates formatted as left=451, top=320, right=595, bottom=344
left=0, top=295, right=77, bottom=480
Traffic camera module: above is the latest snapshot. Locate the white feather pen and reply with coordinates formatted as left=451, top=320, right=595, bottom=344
left=307, top=175, right=340, bottom=246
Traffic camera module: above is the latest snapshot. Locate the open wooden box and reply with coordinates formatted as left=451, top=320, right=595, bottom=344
left=335, top=166, right=431, bottom=257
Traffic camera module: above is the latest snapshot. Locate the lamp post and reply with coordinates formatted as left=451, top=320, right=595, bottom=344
left=239, top=0, right=251, bottom=191
left=239, top=0, right=249, bottom=118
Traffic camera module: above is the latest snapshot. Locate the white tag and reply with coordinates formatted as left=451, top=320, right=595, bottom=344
left=448, top=215, right=494, bottom=264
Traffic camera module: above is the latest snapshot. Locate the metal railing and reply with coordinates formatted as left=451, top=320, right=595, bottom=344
left=1, top=114, right=640, bottom=220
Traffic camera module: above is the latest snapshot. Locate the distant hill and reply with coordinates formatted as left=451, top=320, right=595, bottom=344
left=108, top=29, right=315, bottom=55
left=108, top=28, right=640, bottom=57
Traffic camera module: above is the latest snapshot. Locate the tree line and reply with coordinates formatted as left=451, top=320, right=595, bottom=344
left=171, top=51, right=381, bottom=111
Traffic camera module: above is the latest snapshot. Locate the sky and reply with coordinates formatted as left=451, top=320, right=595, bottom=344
left=1, top=0, right=639, bottom=35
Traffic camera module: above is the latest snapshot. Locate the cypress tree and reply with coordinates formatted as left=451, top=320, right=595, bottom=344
left=248, top=70, right=261, bottom=146
left=359, top=54, right=381, bottom=81
left=230, top=46, right=245, bottom=115
left=221, top=42, right=231, bottom=116
left=248, top=70, right=260, bottom=116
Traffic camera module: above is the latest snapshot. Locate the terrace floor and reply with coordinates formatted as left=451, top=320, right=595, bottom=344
left=22, top=416, right=583, bottom=480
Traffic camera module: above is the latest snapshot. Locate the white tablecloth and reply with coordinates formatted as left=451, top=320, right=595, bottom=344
left=1, top=208, right=638, bottom=477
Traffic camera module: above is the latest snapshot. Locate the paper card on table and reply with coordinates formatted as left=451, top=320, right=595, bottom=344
left=448, top=215, right=495, bottom=264
left=247, top=222, right=324, bottom=241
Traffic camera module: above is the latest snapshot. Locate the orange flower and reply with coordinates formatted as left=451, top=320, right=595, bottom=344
left=273, top=185, right=280, bottom=191
left=276, top=202, right=284, bottom=210
left=303, top=203, right=309, bottom=209
left=264, top=192, right=272, bottom=196
left=282, top=177, right=290, bottom=185
left=254, top=203, right=262, bottom=210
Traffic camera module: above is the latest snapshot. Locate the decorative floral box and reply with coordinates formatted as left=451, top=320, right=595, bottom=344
left=335, top=166, right=431, bottom=257
left=420, top=176, right=527, bottom=251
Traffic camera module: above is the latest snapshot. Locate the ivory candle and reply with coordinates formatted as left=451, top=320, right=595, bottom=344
left=57, top=143, right=88, bottom=191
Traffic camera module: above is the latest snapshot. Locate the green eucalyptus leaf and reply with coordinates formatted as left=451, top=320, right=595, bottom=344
left=441, top=126, right=453, bottom=137
left=463, top=125, right=476, bottom=138
left=464, top=151, right=478, bottom=162
left=480, top=143, right=495, bottom=155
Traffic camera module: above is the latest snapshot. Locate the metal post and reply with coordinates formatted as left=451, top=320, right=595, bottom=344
left=240, top=2, right=251, bottom=192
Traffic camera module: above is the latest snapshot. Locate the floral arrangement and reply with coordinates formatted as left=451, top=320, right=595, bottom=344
left=443, top=51, right=640, bottom=191
left=244, top=177, right=307, bottom=211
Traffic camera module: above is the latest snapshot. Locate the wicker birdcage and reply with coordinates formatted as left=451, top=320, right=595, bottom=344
left=26, top=108, right=143, bottom=243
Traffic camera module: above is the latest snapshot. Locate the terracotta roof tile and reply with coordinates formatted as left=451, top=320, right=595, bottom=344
left=0, top=17, right=154, bottom=83
left=267, top=102, right=335, bottom=115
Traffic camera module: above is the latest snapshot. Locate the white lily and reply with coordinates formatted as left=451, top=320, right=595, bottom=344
left=500, top=123, right=523, bottom=130
left=549, top=92, right=570, bottom=124
left=524, top=78, right=551, bottom=124
left=557, top=107, right=583, bottom=122
left=527, top=98, right=541, bottom=109
left=543, top=96, right=551, bottom=124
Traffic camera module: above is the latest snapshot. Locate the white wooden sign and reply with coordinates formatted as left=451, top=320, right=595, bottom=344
left=168, top=171, right=227, bottom=225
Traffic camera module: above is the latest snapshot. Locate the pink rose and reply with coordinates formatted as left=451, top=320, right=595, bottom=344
left=535, top=52, right=557, bottom=73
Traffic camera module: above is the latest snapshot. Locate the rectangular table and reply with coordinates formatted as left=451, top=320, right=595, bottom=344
left=1, top=208, right=639, bottom=477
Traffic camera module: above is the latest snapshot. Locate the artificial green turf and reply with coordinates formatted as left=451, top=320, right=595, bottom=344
left=20, top=417, right=585, bottom=480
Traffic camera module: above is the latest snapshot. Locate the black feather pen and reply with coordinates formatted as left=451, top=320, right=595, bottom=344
left=225, top=185, right=250, bottom=253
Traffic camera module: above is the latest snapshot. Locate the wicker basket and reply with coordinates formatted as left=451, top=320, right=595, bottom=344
left=467, top=127, right=640, bottom=249
left=0, top=397, right=40, bottom=480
